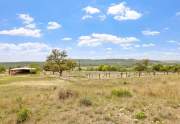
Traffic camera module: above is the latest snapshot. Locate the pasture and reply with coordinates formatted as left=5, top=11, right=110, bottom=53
left=0, top=72, right=180, bottom=124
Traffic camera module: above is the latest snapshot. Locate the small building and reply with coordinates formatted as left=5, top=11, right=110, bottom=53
left=9, top=67, right=36, bottom=75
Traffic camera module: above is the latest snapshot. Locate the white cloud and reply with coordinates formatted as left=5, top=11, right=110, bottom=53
left=168, top=40, right=180, bottom=46
left=0, top=42, right=50, bottom=51
left=106, top=48, right=112, bottom=51
left=0, top=42, right=52, bottom=62
left=134, top=44, right=141, bottom=48
left=78, top=33, right=139, bottom=47
left=99, top=15, right=106, bottom=21
left=47, top=21, right=61, bottom=30
left=18, top=13, right=34, bottom=24
left=83, top=6, right=100, bottom=14
left=62, top=37, right=72, bottom=41
left=107, top=2, right=142, bottom=21
left=142, top=30, right=160, bottom=36
left=82, top=6, right=105, bottom=21
left=168, top=40, right=178, bottom=43
left=176, top=12, right=180, bottom=16
left=0, top=27, right=41, bottom=37
left=142, top=43, right=155, bottom=47
left=82, top=15, right=93, bottom=20
left=0, top=13, right=42, bottom=37
left=25, top=23, right=36, bottom=29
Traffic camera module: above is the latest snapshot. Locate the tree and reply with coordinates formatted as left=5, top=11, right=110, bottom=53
left=134, top=63, right=146, bottom=72
left=66, top=59, right=77, bottom=71
left=142, top=59, right=149, bottom=67
left=152, top=64, right=163, bottom=72
left=29, top=63, right=42, bottom=74
left=97, top=65, right=103, bottom=71
left=102, top=65, right=111, bottom=71
left=134, top=63, right=147, bottom=77
left=160, top=65, right=172, bottom=75
left=45, top=49, right=68, bottom=76
left=43, top=61, right=57, bottom=74
left=0, top=65, right=6, bottom=73
left=171, top=65, right=180, bottom=74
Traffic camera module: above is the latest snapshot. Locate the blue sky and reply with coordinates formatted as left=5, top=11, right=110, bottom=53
left=0, top=0, right=180, bottom=62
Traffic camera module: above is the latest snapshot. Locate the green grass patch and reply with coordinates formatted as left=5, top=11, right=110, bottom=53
left=79, top=97, right=92, bottom=106
left=111, top=89, right=132, bottom=97
left=135, top=112, right=146, bottom=120
left=17, top=107, right=30, bottom=123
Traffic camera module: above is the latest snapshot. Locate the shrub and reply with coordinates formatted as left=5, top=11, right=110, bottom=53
left=0, top=65, right=6, bottom=73
left=123, top=81, right=128, bottom=85
left=29, top=63, right=42, bottom=74
left=135, top=112, right=146, bottom=120
left=17, top=107, right=30, bottom=123
left=58, top=89, right=78, bottom=100
left=111, top=89, right=132, bottom=97
left=79, top=97, right=92, bottom=106
left=16, top=96, right=23, bottom=108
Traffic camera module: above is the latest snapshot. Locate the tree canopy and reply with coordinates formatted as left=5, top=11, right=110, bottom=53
left=44, top=49, right=76, bottom=76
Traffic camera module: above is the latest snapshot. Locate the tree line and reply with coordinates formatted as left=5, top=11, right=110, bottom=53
left=86, top=59, right=180, bottom=74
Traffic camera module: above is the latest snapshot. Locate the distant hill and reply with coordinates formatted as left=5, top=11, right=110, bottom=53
left=76, top=59, right=164, bottom=66
left=1, top=59, right=178, bottom=68
left=0, top=62, right=43, bottom=68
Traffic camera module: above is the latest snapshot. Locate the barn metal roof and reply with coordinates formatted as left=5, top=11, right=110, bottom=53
left=10, top=67, right=36, bottom=71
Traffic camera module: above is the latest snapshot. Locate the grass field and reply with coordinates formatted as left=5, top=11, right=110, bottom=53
left=0, top=74, right=180, bottom=124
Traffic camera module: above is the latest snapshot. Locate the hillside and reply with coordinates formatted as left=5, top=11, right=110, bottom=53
left=0, top=59, right=177, bottom=68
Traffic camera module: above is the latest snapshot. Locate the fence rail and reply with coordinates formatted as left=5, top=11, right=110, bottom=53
left=45, top=71, right=180, bottom=80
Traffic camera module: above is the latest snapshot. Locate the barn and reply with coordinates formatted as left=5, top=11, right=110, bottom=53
left=9, top=67, right=36, bottom=75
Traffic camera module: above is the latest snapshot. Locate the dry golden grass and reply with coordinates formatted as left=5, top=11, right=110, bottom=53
left=0, top=74, right=180, bottom=124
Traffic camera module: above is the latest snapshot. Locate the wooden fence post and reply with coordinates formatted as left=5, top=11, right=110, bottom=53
left=138, top=72, right=141, bottom=77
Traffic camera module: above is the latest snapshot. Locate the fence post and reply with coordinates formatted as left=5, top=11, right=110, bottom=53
left=138, top=72, right=141, bottom=77
left=153, top=71, right=156, bottom=76
left=121, top=72, right=123, bottom=78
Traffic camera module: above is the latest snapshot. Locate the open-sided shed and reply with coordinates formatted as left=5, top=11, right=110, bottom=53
left=10, top=67, right=36, bottom=75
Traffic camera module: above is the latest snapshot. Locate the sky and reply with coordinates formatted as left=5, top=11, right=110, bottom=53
left=0, top=0, right=180, bottom=62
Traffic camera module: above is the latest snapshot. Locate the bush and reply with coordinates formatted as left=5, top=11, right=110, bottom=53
left=58, top=89, right=78, bottom=100
left=29, top=63, right=42, bottom=74
left=123, top=81, right=128, bottom=85
left=111, top=89, right=132, bottom=97
left=79, top=97, right=92, bottom=106
left=0, top=65, right=6, bottom=73
left=135, top=112, right=146, bottom=119
left=17, top=107, right=30, bottom=123
left=16, top=96, right=23, bottom=108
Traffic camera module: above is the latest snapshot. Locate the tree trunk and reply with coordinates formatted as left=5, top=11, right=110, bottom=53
left=153, top=71, right=156, bottom=76
left=59, top=70, right=63, bottom=77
